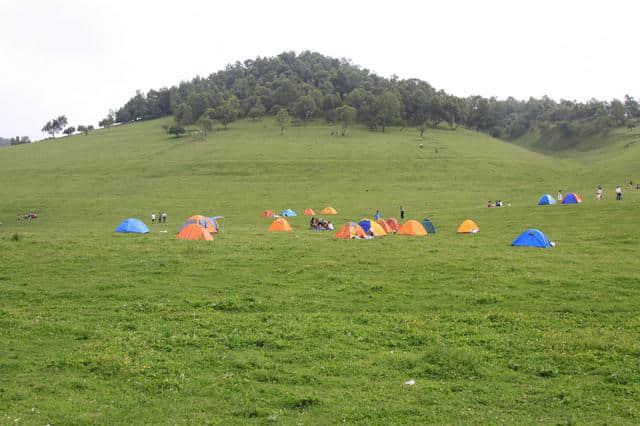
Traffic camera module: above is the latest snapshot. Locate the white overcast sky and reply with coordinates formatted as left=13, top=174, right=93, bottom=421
left=1, top=0, right=638, bottom=140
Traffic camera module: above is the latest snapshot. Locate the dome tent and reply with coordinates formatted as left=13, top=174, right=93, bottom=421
left=421, top=218, right=436, bottom=233
left=303, top=208, right=316, bottom=216
left=397, top=220, right=427, bottom=236
left=511, top=228, right=554, bottom=248
left=269, top=218, right=292, bottom=231
left=562, top=192, right=582, bottom=204
left=538, top=194, right=556, bottom=205
left=457, top=219, right=479, bottom=234
left=281, top=209, right=297, bottom=217
left=177, top=224, right=213, bottom=241
left=334, top=222, right=366, bottom=239
left=115, top=218, right=149, bottom=234
left=320, top=207, right=338, bottom=215
left=358, top=218, right=387, bottom=236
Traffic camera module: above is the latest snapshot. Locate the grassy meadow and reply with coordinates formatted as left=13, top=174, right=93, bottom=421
left=1, top=119, right=639, bottom=424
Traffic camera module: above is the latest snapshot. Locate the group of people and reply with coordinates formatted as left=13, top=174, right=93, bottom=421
left=310, top=217, right=334, bottom=231
left=487, top=200, right=505, bottom=207
left=595, top=185, right=625, bottom=201
left=151, top=211, right=168, bottom=224
left=16, top=212, right=37, bottom=222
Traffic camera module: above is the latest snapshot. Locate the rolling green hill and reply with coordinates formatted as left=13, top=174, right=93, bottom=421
left=1, top=120, right=639, bottom=424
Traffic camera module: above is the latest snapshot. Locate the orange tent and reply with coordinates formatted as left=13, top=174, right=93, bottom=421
left=377, top=219, right=394, bottom=233
left=177, top=224, right=213, bottom=241
left=303, top=208, right=316, bottom=216
left=261, top=210, right=275, bottom=218
left=397, top=220, right=428, bottom=236
left=386, top=217, right=400, bottom=232
left=184, top=215, right=218, bottom=233
left=334, top=222, right=366, bottom=239
left=321, top=207, right=338, bottom=215
left=457, top=219, right=479, bottom=234
left=268, top=218, right=292, bottom=232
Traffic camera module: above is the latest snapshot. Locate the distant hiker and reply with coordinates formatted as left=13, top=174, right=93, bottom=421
left=151, top=213, right=156, bottom=224
left=374, top=210, right=381, bottom=220
left=400, top=206, right=405, bottom=219
left=557, top=190, right=563, bottom=202
left=616, top=185, right=623, bottom=200
left=596, top=186, right=603, bottom=200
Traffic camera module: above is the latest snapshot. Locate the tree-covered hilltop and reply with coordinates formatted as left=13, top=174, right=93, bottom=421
left=114, top=51, right=639, bottom=149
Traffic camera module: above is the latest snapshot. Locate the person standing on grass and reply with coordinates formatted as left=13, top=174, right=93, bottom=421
left=400, top=206, right=405, bottom=219
left=596, top=186, right=603, bottom=200
left=557, top=190, right=563, bottom=202
left=151, top=212, right=156, bottom=224
left=163, top=211, right=167, bottom=223
left=374, top=210, right=381, bottom=220
left=616, top=185, right=623, bottom=200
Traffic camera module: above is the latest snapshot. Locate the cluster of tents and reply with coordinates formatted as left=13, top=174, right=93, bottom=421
left=265, top=210, right=554, bottom=248
left=538, top=192, right=582, bottom=205
left=262, top=207, right=338, bottom=218
left=115, top=215, right=223, bottom=241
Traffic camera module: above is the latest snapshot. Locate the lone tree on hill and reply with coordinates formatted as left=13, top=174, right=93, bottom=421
left=63, top=126, right=76, bottom=137
left=197, top=116, right=214, bottom=135
left=77, top=125, right=94, bottom=135
left=99, top=110, right=115, bottom=130
left=276, top=108, right=291, bottom=135
left=335, top=105, right=357, bottom=136
left=41, top=115, right=68, bottom=138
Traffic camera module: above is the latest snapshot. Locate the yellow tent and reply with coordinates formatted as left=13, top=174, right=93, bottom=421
left=457, top=219, right=479, bottom=234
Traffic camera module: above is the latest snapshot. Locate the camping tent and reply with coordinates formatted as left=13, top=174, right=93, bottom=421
left=261, top=210, right=275, bottom=218
left=562, top=192, right=582, bottom=204
left=177, top=224, right=213, bottom=241
left=385, top=217, right=400, bottom=232
left=358, top=218, right=387, bottom=236
left=269, top=218, right=292, bottom=231
left=421, top=218, right=436, bottom=234
left=115, top=218, right=149, bottom=234
left=376, top=219, right=394, bottom=233
left=537, top=194, right=556, bottom=205
left=320, top=207, right=338, bottom=215
left=397, top=220, right=427, bottom=236
left=303, top=208, right=316, bottom=216
left=208, top=216, right=224, bottom=232
left=281, top=209, right=297, bottom=217
left=335, top=222, right=366, bottom=239
left=184, top=215, right=218, bottom=233
left=511, top=228, right=553, bottom=248
left=457, top=219, right=479, bottom=233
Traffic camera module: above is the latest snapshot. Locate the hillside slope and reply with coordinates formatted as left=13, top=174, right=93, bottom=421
left=1, top=120, right=639, bottom=424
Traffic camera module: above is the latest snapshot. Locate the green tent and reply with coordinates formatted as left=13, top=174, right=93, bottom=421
left=421, top=218, right=436, bottom=234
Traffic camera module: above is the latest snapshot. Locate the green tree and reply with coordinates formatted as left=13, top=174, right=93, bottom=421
left=63, top=126, right=76, bottom=136
left=293, top=95, right=317, bottom=122
left=41, top=115, right=68, bottom=138
left=248, top=99, right=266, bottom=121
left=335, top=105, right=357, bottom=136
left=99, top=110, right=115, bottom=130
left=167, top=123, right=186, bottom=138
left=197, top=116, right=214, bottom=135
left=375, top=91, right=401, bottom=132
left=215, top=97, right=240, bottom=129
left=276, top=108, right=291, bottom=135
left=174, top=103, right=194, bottom=126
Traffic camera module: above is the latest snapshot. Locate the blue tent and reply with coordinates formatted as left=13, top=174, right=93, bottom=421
left=115, top=218, right=149, bottom=234
left=281, top=209, right=297, bottom=217
left=562, top=192, right=582, bottom=204
left=537, top=194, right=556, bottom=205
left=511, top=228, right=553, bottom=248
left=421, top=218, right=436, bottom=233
left=358, top=219, right=372, bottom=233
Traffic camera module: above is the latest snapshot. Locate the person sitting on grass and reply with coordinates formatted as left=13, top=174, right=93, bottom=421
left=309, top=217, right=317, bottom=229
